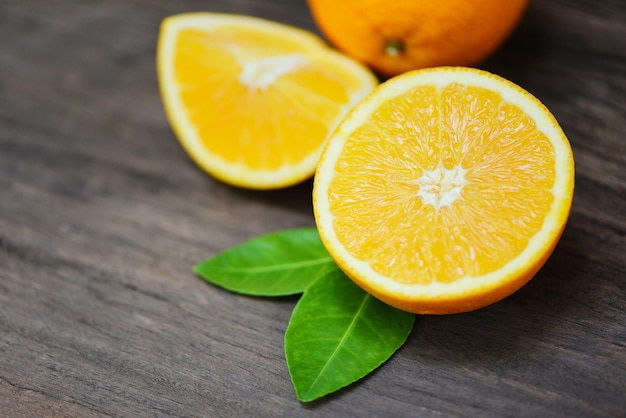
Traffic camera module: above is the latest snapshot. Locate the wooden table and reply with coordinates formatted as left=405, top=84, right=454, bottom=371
left=1, top=0, right=625, bottom=416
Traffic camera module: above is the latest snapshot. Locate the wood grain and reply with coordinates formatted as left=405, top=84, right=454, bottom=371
left=1, top=0, right=625, bottom=416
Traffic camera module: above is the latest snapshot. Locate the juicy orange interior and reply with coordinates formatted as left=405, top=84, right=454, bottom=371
left=328, top=83, right=556, bottom=284
left=173, top=27, right=357, bottom=170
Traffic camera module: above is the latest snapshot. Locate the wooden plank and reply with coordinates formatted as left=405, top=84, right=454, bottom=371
left=0, top=0, right=624, bottom=416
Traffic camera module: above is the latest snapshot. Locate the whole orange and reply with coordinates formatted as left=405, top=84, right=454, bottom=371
left=306, top=0, right=529, bottom=77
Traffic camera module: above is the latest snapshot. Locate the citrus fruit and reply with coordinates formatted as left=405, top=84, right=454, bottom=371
left=313, top=67, right=575, bottom=314
left=157, top=13, right=378, bottom=189
left=306, top=0, right=529, bottom=77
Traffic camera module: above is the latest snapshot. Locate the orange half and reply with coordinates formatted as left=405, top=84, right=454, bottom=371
left=313, top=67, right=575, bottom=314
left=157, top=13, right=378, bottom=189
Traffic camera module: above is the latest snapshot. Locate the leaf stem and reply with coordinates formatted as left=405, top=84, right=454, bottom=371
left=385, top=39, right=405, bottom=56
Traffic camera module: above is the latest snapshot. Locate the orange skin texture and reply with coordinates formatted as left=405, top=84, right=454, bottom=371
left=307, top=0, right=529, bottom=76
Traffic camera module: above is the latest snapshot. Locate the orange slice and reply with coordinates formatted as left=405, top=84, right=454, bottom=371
left=313, top=67, right=575, bottom=314
left=157, top=13, right=378, bottom=189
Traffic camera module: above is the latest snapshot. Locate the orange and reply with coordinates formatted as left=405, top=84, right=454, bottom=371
left=157, top=13, right=378, bottom=189
left=306, top=0, right=529, bottom=77
left=313, top=67, right=575, bottom=314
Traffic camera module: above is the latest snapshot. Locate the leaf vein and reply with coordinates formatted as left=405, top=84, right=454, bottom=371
left=305, top=294, right=372, bottom=393
left=211, top=256, right=335, bottom=274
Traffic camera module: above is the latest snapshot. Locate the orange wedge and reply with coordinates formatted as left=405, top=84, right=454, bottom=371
left=157, top=13, right=378, bottom=189
left=313, top=67, right=575, bottom=314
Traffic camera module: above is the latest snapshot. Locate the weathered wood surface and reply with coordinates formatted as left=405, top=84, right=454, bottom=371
left=1, top=0, right=625, bottom=416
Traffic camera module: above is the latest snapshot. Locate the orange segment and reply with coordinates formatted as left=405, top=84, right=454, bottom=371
left=157, top=13, right=378, bottom=189
left=313, top=67, right=575, bottom=314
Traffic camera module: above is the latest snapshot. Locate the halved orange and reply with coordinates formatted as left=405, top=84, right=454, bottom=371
left=157, top=13, right=378, bottom=189
left=313, top=67, right=575, bottom=314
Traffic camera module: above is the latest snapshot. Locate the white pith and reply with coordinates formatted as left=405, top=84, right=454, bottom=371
left=239, top=54, right=306, bottom=89
left=414, top=164, right=467, bottom=210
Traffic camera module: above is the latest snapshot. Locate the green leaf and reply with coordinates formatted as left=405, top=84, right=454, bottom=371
left=285, top=269, right=415, bottom=402
left=194, top=228, right=337, bottom=296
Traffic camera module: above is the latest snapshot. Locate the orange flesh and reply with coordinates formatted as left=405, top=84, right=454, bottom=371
left=172, top=28, right=356, bottom=170
left=328, top=83, right=556, bottom=284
